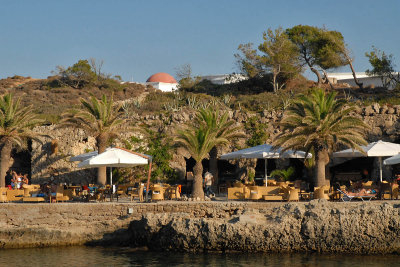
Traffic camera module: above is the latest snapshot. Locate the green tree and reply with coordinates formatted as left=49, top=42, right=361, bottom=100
left=235, top=27, right=301, bottom=91
left=235, top=43, right=264, bottom=78
left=196, top=107, right=244, bottom=185
left=270, top=167, right=295, bottom=181
left=244, top=116, right=268, bottom=147
left=365, top=46, right=400, bottom=89
left=127, top=124, right=178, bottom=182
left=56, top=59, right=96, bottom=89
left=175, top=63, right=201, bottom=91
left=175, top=107, right=241, bottom=199
left=60, top=94, right=125, bottom=185
left=273, top=88, right=368, bottom=187
left=258, top=27, right=302, bottom=91
left=0, top=93, right=43, bottom=187
left=286, top=25, right=347, bottom=85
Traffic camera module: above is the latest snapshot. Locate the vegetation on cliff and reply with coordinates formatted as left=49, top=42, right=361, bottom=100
left=175, top=107, right=243, bottom=199
left=273, top=88, right=369, bottom=187
left=0, top=93, right=43, bottom=187
left=59, top=94, right=126, bottom=185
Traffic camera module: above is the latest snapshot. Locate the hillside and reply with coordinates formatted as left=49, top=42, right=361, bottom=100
left=0, top=74, right=399, bottom=126
left=0, top=75, right=155, bottom=123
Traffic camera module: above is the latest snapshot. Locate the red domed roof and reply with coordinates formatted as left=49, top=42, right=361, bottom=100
left=146, top=72, right=177, bottom=83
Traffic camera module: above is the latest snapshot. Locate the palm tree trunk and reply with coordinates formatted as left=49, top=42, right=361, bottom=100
left=314, top=149, right=329, bottom=187
left=96, top=134, right=108, bottom=186
left=0, top=140, right=12, bottom=187
left=209, top=147, right=219, bottom=186
left=192, top=161, right=205, bottom=200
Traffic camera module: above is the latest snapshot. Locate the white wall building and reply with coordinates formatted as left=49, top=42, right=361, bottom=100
left=327, top=72, right=397, bottom=89
left=199, top=74, right=247, bottom=85
left=145, top=72, right=178, bottom=92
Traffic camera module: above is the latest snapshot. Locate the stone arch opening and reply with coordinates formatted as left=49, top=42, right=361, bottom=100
left=184, top=157, right=209, bottom=174
left=10, top=140, right=32, bottom=181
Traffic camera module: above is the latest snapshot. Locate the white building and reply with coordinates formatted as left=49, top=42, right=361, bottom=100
left=146, top=72, right=178, bottom=92
left=199, top=74, right=247, bottom=85
left=327, top=72, right=397, bottom=89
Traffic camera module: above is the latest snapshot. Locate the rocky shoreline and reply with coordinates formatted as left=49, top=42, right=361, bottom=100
left=1, top=201, right=400, bottom=254
left=126, top=200, right=400, bottom=254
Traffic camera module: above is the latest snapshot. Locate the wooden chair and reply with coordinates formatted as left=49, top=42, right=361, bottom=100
left=168, top=186, right=180, bottom=200
left=287, top=188, right=300, bottom=202
left=151, top=185, right=164, bottom=201
left=393, top=187, right=399, bottom=200
left=248, top=186, right=260, bottom=200
left=130, top=185, right=144, bottom=202
left=313, top=187, right=329, bottom=200
left=51, top=185, right=69, bottom=203
left=0, top=188, right=8, bottom=203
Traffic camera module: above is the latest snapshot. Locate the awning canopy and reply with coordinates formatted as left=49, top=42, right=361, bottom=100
left=333, top=140, right=400, bottom=158
left=220, top=144, right=310, bottom=160
left=220, top=144, right=310, bottom=186
left=384, top=154, right=400, bottom=165
left=333, top=140, right=400, bottom=182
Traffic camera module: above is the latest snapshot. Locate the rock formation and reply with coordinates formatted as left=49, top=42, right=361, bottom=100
left=127, top=200, right=400, bottom=253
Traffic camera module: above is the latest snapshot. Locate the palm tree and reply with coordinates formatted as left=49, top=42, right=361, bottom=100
left=195, top=108, right=244, bottom=185
left=0, top=93, right=43, bottom=187
left=273, top=88, right=368, bottom=187
left=60, top=94, right=125, bottom=185
left=176, top=107, right=240, bottom=199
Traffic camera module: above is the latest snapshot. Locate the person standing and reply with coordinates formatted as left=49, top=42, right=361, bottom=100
left=203, top=170, right=214, bottom=197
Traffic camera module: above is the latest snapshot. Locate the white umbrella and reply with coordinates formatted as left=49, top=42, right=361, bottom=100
left=383, top=154, right=400, bottom=165
left=77, top=147, right=153, bottom=200
left=333, top=140, right=400, bottom=182
left=78, top=148, right=149, bottom=168
left=220, top=144, right=311, bottom=185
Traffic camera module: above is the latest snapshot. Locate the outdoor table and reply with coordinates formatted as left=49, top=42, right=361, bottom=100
left=97, top=188, right=118, bottom=202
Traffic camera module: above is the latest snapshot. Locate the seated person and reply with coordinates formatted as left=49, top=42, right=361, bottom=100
left=22, top=174, right=29, bottom=185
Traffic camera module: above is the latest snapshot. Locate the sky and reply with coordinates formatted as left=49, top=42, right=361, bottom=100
left=0, top=0, right=399, bottom=82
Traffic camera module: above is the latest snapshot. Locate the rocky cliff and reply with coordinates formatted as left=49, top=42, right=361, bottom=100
left=28, top=102, right=400, bottom=183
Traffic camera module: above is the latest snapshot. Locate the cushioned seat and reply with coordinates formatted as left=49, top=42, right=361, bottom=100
left=22, top=197, right=46, bottom=203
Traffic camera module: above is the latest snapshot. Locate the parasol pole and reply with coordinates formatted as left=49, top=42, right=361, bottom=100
left=145, top=159, right=153, bottom=202
left=379, top=157, right=383, bottom=182
left=265, top=158, right=268, bottom=187
left=110, top=167, right=113, bottom=186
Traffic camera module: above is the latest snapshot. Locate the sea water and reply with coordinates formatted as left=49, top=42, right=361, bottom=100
left=0, top=246, right=399, bottom=267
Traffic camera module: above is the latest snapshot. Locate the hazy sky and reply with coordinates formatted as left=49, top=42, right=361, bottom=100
left=1, top=0, right=399, bottom=82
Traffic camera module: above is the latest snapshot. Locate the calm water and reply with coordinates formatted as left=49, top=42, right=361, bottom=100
left=0, top=247, right=399, bottom=267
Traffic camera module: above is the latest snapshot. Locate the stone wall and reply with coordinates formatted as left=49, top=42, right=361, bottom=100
left=1, top=200, right=400, bottom=254
left=0, top=201, right=280, bottom=248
